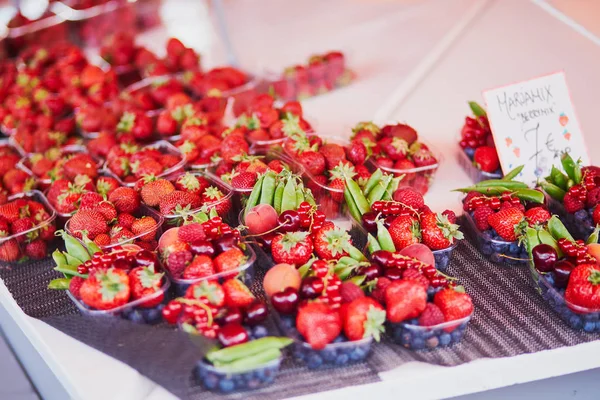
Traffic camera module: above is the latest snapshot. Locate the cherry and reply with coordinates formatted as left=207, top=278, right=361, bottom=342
left=532, top=244, right=558, bottom=274
left=361, top=211, right=379, bottom=233
left=360, top=264, right=382, bottom=281
left=553, top=260, right=574, bottom=289
left=112, top=258, right=131, bottom=271
left=371, top=250, right=394, bottom=268
left=300, top=277, right=324, bottom=299
left=136, top=250, right=156, bottom=266
left=271, top=287, right=299, bottom=314
left=189, top=240, right=215, bottom=257
left=162, top=301, right=182, bottom=324
left=221, top=307, right=243, bottom=325
left=244, top=301, right=268, bottom=325
left=312, top=260, right=329, bottom=278
left=213, top=233, right=239, bottom=254
left=383, top=215, right=395, bottom=228
left=384, top=267, right=403, bottom=280
left=217, top=323, right=249, bottom=347
left=278, top=210, right=301, bottom=232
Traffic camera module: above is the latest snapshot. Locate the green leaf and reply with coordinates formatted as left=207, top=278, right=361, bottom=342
left=468, top=101, right=487, bottom=118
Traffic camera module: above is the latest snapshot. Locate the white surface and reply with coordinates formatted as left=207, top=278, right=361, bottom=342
left=2, top=0, right=600, bottom=399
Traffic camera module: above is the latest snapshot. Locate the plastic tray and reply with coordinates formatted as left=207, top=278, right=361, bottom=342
left=163, top=243, right=256, bottom=297
left=65, top=204, right=164, bottom=251
left=102, top=140, right=186, bottom=187
left=195, top=356, right=282, bottom=393
left=0, top=191, right=56, bottom=263
left=545, top=195, right=594, bottom=242
left=457, top=146, right=502, bottom=183
left=66, top=276, right=170, bottom=324
left=529, top=262, right=600, bottom=332
left=387, top=313, right=471, bottom=350
left=3, top=14, right=69, bottom=58
left=463, top=211, right=527, bottom=265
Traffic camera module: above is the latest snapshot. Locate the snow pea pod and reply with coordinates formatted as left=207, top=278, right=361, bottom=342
left=474, top=180, right=528, bottom=189
left=244, top=174, right=264, bottom=217
left=367, top=233, right=382, bottom=254
left=363, top=169, right=383, bottom=196
left=376, top=220, right=396, bottom=252
left=345, top=176, right=370, bottom=216
left=215, top=348, right=282, bottom=373
left=207, top=337, right=292, bottom=364
left=260, top=172, right=276, bottom=206
left=547, top=215, right=574, bottom=242
left=540, top=181, right=565, bottom=201
left=501, top=165, right=524, bottom=181
left=513, top=188, right=545, bottom=204
left=550, top=166, right=568, bottom=190
left=272, top=180, right=285, bottom=214
left=344, top=186, right=362, bottom=223
left=48, top=278, right=70, bottom=290
left=281, top=178, right=297, bottom=212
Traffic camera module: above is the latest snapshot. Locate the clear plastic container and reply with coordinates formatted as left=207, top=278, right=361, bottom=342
left=545, top=195, right=594, bottom=242
left=273, top=311, right=372, bottom=369
left=195, top=356, right=282, bottom=393
left=134, top=0, right=162, bottom=30
left=387, top=313, right=472, bottom=350
left=65, top=204, right=164, bottom=251
left=529, top=261, right=600, bottom=332
left=102, top=140, right=186, bottom=188
left=463, top=211, right=527, bottom=265
left=457, top=146, right=502, bottom=183
left=164, top=243, right=256, bottom=297
left=66, top=276, right=170, bottom=324
left=0, top=191, right=56, bottom=264
left=3, top=14, right=69, bottom=58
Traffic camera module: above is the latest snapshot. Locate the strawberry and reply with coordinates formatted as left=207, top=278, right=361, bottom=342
left=11, top=217, right=35, bottom=242
left=473, top=206, right=494, bottom=231
left=487, top=208, right=525, bottom=241
left=231, top=172, right=257, bottom=189
left=385, top=280, right=427, bottom=323
left=69, top=276, right=85, bottom=299
left=80, top=192, right=104, bottom=210
left=525, top=207, right=551, bottom=227
left=442, top=210, right=457, bottom=224
left=201, top=187, right=231, bottom=216
left=69, top=209, right=109, bottom=239
left=297, top=302, right=342, bottom=350
left=343, top=297, right=386, bottom=341
left=24, top=239, right=46, bottom=259
left=593, top=206, right=600, bottom=225
left=128, top=264, right=164, bottom=307
left=412, top=148, right=437, bottom=167
left=177, top=222, right=206, bottom=243
left=402, top=268, right=429, bottom=288
left=268, top=160, right=285, bottom=173
left=117, top=213, right=135, bottom=229
left=174, top=173, right=210, bottom=196
left=297, top=151, right=326, bottom=176
left=222, top=278, right=255, bottom=308
left=382, top=123, right=418, bottom=144
left=183, top=255, right=215, bottom=279
left=0, top=239, right=20, bottom=262
left=79, top=268, right=131, bottom=310
left=132, top=158, right=163, bottom=179
left=271, top=232, right=314, bottom=266
left=381, top=137, right=408, bottom=161
left=97, top=201, right=117, bottom=222
left=420, top=212, right=463, bottom=250
left=434, top=286, right=473, bottom=323
left=94, top=234, right=111, bottom=247
left=346, top=141, right=367, bottom=165
left=473, top=146, right=499, bottom=172
left=392, top=187, right=424, bottom=210
left=220, top=134, right=249, bottom=162
left=110, top=227, right=135, bottom=243
left=158, top=190, right=201, bottom=215
left=320, top=143, right=347, bottom=171
left=214, top=248, right=247, bottom=272
left=328, top=162, right=355, bottom=202
left=185, top=281, right=225, bottom=309
left=62, top=154, right=98, bottom=180
left=140, top=178, right=175, bottom=207
left=108, top=187, right=140, bottom=214
left=418, top=303, right=445, bottom=326
left=313, top=223, right=351, bottom=260
left=388, top=215, right=420, bottom=250
left=0, top=202, right=20, bottom=223
left=563, top=192, right=585, bottom=213
left=131, top=216, right=158, bottom=241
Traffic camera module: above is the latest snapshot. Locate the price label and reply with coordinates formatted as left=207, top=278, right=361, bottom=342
left=483, top=71, right=589, bottom=186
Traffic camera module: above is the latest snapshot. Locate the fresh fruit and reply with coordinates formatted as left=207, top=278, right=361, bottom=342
left=487, top=208, right=525, bottom=241
left=271, top=232, right=313, bottom=266
left=222, top=278, right=255, bottom=308
left=296, top=302, right=342, bottom=350
left=263, top=263, right=302, bottom=297
left=398, top=244, right=435, bottom=266
left=532, top=244, right=558, bottom=273
left=244, top=204, right=279, bottom=235
left=420, top=212, right=463, bottom=250
left=384, top=280, right=427, bottom=323
left=343, top=297, right=386, bottom=341
left=434, top=287, right=474, bottom=322
left=214, top=248, right=247, bottom=272
left=473, top=146, right=499, bottom=172
left=388, top=216, right=420, bottom=250
left=79, top=268, right=131, bottom=310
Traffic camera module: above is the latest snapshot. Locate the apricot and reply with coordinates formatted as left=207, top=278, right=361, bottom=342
left=586, top=243, right=600, bottom=263
left=263, top=263, right=301, bottom=298
left=244, top=204, right=279, bottom=235
left=399, top=243, right=435, bottom=266
left=158, top=227, right=179, bottom=252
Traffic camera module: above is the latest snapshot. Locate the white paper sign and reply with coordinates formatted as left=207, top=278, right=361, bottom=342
left=483, top=71, right=589, bottom=186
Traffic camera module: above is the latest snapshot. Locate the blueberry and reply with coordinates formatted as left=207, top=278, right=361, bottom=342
left=595, top=321, right=600, bottom=331
left=247, top=378, right=261, bottom=389
left=411, top=337, right=424, bottom=350
left=127, top=310, right=146, bottom=324
left=143, top=308, right=162, bottom=324
left=307, top=353, right=323, bottom=369
left=575, top=210, right=588, bottom=221
left=202, top=373, right=219, bottom=390
left=252, top=325, right=268, bottom=339
left=508, top=243, right=520, bottom=254
left=293, top=349, right=305, bottom=361
left=440, top=333, right=451, bottom=346
left=335, top=354, right=349, bottom=366
left=482, top=231, right=493, bottom=241
left=399, top=331, right=412, bottom=346
left=583, top=321, right=596, bottom=332
left=427, top=287, right=436, bottom=301
left=280, top=316, right=294, bottom=330
left=321, top=348, right=337, bottom=362
left=333, top=335, right=346, bottom=343
left=451, top=329, right=464, bottom=343
left=350, top=345, right=368, bottom=361
left=464, top=147, right=475, bottom=158
left=569, top=315, right=583, bottom=329
left=218, top=379, right=235, bottom=393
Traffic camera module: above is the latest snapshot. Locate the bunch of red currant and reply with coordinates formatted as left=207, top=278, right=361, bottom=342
left=557, top=238, right=597, bottom=265
left=464, top=192, right=522, bottom=212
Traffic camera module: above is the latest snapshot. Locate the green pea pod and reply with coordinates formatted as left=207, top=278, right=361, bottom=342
left=547, top=215, right=575, bottom=242
left=54, top=265, right=88, bottom=278
left=209, top=208, right=218, bottom=219
left=540, top=181, right=566, bottom=201
left=561, top=153, right=577, bottom=181
left=344, top=186, right=362, bottom=223
left=475, top=180, right=528, bottom=189
left=345, top=243, right=367, bottom=262
left=52, top=249, right=67, bottom=268
left=376, top=221, right=396, bottom=252
left=381, top=178, right=396, bottom=201
left=363, top=169, right=383, bottom=196
left=573, top=162, right=583, bottom=185
left=336, top=265, right=355, bottom=280
left=390, top=176, right=402, bottom=194
left=538, top=229, right=563, bottom=258
left=349, top=275, right=365, bottom=286
left=273, top=180, right=285, bottom=214
left=525, top=227, right=540, bottom=259
left=61, top=232, right=90, bottom=263
left=259, top=172, right=277, bottom=206
left=48, top=278, right=70, bottom=290
left=346, top=176, right=371, bottom=216
left=367, top=175, right=392, bottom=205
left=469, top=101, right=487, bottom=118
left=501, top=165, right=524, bottom=181
left=566, top=179, right=575, bottom=189
left=297, top=257, right=316, bottom=278
left=82, top=235, right=101, bottom=255
left=513, top=188, right=545, bottom=204
left=368, top=233, right=382, bottom=254
left=550, top=166, right=568, bottom=190
left=215, top=348, right=282, bottom=373
left=281, top=178, right=297, bottom=212
left=244, top=174, right=264, bottom=217
left=587, top=226, right=600, bottom=245
left=207, top=337, right=293, bottom=364
left=295, top=185, right=304, bottom=208
left=64, top=253, right=82, bottom=267
left=304, top=188, right=316, bottom=206
left=454, top=186, right=511, bottom=195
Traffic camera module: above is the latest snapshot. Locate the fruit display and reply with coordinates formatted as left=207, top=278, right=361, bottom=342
left=349, top=121, right=440, bottom=195
left=0, top=191, right=57, bottom=262
left=540, top=153, right=600, bottom=242
left=457, top=167, right=547, bottom=264
left=157, top=217, right=254, bottom=295
left=135, top=171, right=233, bottom=225
left=0, top=140, right=37, bottom=197
left=103, top=140, right=185, bottom=186
left=266, top=51, right=354, bottom=101
left=2, top=12, right=69, bottom=58
left=65, top=186, right=163, bottom=250
left=49, top=232, right=169, bottom=323
left=457, top=102, right=501, bottom=182
left=527, top=219, right=600, bottom=331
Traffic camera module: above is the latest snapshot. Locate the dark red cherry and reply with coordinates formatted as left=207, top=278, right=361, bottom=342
left=189, top=240, right=215, bottom=257
left=278, top=210, right=301, bottom=232
left=300, top=277, right=324, bottom=299
left=244, top=301, right=268, bottom=325
left=213, top=233, right=239, bottom=254
left=371, top=250, right=394, bottom=268
left=532, top=244, right=558, bottom=273
left=217, top=323, right=249, bottom=347
left=361, top=211, right=379, bottom=234
left=553, top=260, right=575, bottom=289
left=271, top=287, right=299, bottom=314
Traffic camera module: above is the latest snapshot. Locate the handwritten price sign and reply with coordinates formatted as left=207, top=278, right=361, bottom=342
left=483, top=71, right=589, bottom=186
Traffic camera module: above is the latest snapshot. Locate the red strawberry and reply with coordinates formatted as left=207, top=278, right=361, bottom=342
left=381, top=137, right=408, bottom=161
left=220, top=134, right=249, bottom=162
left=214, top=248, right=246, bottom=272
left=343, top=297, right=386, bottom=341
left=79, top=268, right=131, bottom=310
left=132, top=158, right=163, bottom=179
left=79, top=192, right=104, bottom=211
left=473, top=206, right=494, bottom=231
left=313, top=223, right=351, bottom=260
left=420, top=212, right=463, bottom=250
left=231, top=172, right=257, bottom=189
left=131, top=216, right=158, bottom=241
left=297, top=302, right=342, bottom=350
left=97, top=201, right=117, bottom=222
left=487, top=208, right=525, bottom=241
left=69, top=209, right=109, bottom=239
left=185, top=281, right=225, bottom=308
left=412, top=148, right=437, bottom=167
left=339, top=281, right=365, bottom=303
left=174, top=173, right=210, bottom=196
left=11, top=217, right=36, bottom=242
left=222, top=278, right=255, bottom=308
left=525, top=207, right=551, bottom=227
left=24, top=239, right=46, bottom=259
left=371, top=277, right=391, bottom=305
left=385, top=280, right=427, bottom=323
left=392, top=187, right=424, bottom=210
left=442, top=210, right=457, bottom=224
left=418, top=303, right=445, bottom=326
left=297, top=151, right=326, bottom=176
left=108, top=187, right=140, bottom=214
left=271, top=232, right=314, bottom=266
left=267, top=160, right=285, bottom=173
left=0, top=238, right=20, bottom=262
left=158, top=190, right=201, bottom=215
left=593, top=206, right=600, bottom=225
left=96, top=176, right=120, bottom=198
left=183, top=255, right=215, bottom=279
left=94, top=234, right=111, bottom=247
left=473, top=146, right=499, bottom=172
left=0, top=202, right=20, bottom=223
left=565, top=264, right=600, bottom=309
left=129, top=265, right=164, bottom=308
left=388, top=215, right=420, bottom=250
left=201, top=187, right=231, bottom=216
left=320, top=143, right=346, bottom=171
left=563, top=192, right=584, bottom=213
left=346, top=141, right=368, bottom=165
left=177, top=223, right=206, bottom=243
left=382, top=123, right=418, bottom=144
left=117, top=213, right=135, bottom=229
left=110, top=227, right=135, bottom=244
left=69, top=276, right=85, bottom=299
left=402, top=268, right=429, bottom=289
left=434, top=286, right=473, bottom=323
